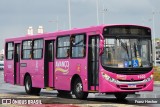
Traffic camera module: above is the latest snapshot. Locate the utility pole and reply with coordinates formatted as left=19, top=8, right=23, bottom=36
left=68, top=0, right=72, bottom=29
left=102, top=3, right=107, bottom=24
left=96, top=0, right=99, bottom=25
left=152, top=11, right=156, bottom=66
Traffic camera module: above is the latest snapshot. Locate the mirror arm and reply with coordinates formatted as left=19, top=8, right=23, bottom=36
left=99, top=34, right=104, bottom=55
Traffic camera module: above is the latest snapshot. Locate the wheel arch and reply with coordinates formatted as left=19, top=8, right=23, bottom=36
left=71, top=74, right=88, bottom=99
left=23, top=72, right=31, bottom=85
left=71, top=74, right=81, bottom=91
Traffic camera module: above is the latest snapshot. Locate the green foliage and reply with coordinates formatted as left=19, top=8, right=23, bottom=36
left=154, top=66, right=160, bottom=81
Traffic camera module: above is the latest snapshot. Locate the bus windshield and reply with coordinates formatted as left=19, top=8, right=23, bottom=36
left=102, top=38, right=152, bottom=68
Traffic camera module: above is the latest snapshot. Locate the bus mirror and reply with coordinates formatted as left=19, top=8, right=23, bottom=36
left=99, top=39, right=104, bottom=55
left=99, top=33, right=104, bottom=55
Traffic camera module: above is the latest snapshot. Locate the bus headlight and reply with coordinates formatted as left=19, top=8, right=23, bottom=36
left=144, top=75, right=153, bottom=82
left=102, top=72, right=118, bottom=83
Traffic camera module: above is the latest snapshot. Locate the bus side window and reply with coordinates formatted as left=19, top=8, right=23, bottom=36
left=22, top=40, right=32, bottom=59
left=71, top=36, right=75, bottom=46
left=6, top=42, right=14, bottom=60
left=30, top=51, right=32, bottom=59
left=57, top=36, right=70, bottom=58
left=82, top=48, right=85, bottom=57
left=33, top=39, right=43, bottom=59
left=66, top=49, right=70, bottom=57
left=48, top=42, right=54, bottom=61
left=71, top=34, right=86, bottom=58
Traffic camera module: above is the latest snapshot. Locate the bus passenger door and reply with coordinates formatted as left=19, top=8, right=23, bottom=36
left=44, top=40, right=54, bottom=87
left=88, top=36, right=99, bottom=90
left=14, top=43, right=20, bottom=84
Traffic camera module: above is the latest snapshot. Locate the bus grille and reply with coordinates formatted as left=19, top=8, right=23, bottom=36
left=117, top=84, right=146, bottom=90
left=118, top=79, right=144, bottom=82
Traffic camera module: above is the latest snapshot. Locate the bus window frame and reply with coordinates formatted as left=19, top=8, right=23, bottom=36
left=32, top=38, right=44, bottom=60
left=56, top=35, right=70, bottom=59
left=70, top=33, right=86, bottom=59
left=101, top=37, right=152, bottom=74
left=5, top=42, right=14, bottom=60
left=46, top=40, right=54, bottom=62
left=21, top=39, right=32, bottom=60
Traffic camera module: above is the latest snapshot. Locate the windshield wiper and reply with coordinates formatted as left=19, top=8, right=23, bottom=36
left=134, top=43, right=137, bottom=58
left=119, top=39, right=129, bottom=59
left=134, top=43, right=142, bottom=67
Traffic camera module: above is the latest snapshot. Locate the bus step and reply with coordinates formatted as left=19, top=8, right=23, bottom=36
left=88, top=90, right=98, bottom=93
left=46, top=87, right=54, bottom=91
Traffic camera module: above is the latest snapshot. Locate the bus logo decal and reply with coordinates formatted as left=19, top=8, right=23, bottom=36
left=55, top=61, right=69, bottom=74
left=117, top=74, right=126, bottom=80
left=7, top=65, right=12, bottom=69
left=76, top=64, right=81, bottom=72
left=20, top=63, right=27, bottom=67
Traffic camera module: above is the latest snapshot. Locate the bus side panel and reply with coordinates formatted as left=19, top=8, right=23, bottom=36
left=4, top=60, right=14, bottom=84
left=69, top=59, right=88, bottom=92
left=54, top=59, right=88, bottom=91
left=20, top=61, right=28, bottom=86
left=16, top=62, right=20, bottom=84
left=55, top=75, right=71, bottom=90
left=32, top=74, right=44, bottom=88
left=31, top=60, right=44, bottom=88
left=49, top=62, right=54, bottom=87
left=20, top=60, right=44, bottom=88
left=20, top=73, right=24, bottom=86
left=54, top=59, right=70, bottom=90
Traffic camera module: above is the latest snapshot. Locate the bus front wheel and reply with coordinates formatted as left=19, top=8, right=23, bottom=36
left=25, top=76, right=41, bottom=95
left=114, top=93, right=128, bottom=100
left=73, top=78, right=88, bottom=99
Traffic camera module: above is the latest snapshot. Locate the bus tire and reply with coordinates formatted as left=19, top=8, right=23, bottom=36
left=115, top=93, right=128, bottom=100
left=25, top=76, right=41, bottom=95
left=25, top=76, right=34, bottom=94
left=73, top=78, right=88, bottom=99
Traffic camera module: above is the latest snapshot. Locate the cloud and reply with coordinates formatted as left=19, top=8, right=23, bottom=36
left=103, top=0, right=152, bottom=14
left=0, top=0, right=160, bottom=50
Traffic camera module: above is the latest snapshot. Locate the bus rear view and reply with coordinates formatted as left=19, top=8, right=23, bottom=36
left=100, top=25, right=153, bottom=99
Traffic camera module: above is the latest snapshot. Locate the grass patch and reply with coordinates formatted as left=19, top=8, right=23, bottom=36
left=153, top=66, right=160, bottom=81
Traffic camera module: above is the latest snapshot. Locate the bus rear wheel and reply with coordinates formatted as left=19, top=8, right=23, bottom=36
left=25, top=76, right=41, bottom=95
left=114, top=93, right=128, bottom=100
left=73, top=78, right=88, bottom=99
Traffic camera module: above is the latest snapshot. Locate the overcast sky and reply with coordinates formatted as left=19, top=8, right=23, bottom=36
left=0, top=0, right=160, bottom=49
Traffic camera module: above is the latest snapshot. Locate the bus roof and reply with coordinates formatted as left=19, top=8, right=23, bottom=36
left=5, top=24, right=151, bottom=42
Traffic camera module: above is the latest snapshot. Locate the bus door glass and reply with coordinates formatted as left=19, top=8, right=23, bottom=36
left=88, top=35, right=99, bottom=90
left=44, top=40, right=54, bottom=87
left=14, top=43, right=20, bottom=84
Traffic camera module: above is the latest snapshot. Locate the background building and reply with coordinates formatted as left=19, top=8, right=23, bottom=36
left=0, top=49, right=4, bottom=61
left=156, top=38, right=160, bottom=65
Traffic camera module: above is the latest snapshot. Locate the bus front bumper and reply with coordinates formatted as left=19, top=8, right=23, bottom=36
left=99, top=79, right=153, bottom=93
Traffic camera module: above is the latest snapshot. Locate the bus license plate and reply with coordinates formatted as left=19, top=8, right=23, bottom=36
left=128, top=84, right=136, bottom=88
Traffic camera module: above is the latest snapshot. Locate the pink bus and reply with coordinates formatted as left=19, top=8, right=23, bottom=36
left=4, top=25, right=153, bottom=100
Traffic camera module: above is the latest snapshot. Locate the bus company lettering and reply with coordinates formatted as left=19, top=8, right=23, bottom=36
left=56, top=61, right=69, bottom=68
left=55, top=61, right=69, bottom=74
left=117, top=74, right=126, bottom=80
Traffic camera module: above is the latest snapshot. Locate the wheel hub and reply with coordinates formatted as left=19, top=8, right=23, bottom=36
left=76, top=83, right=82, bottom=93
left=26, top=80, right=30, bottom=90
